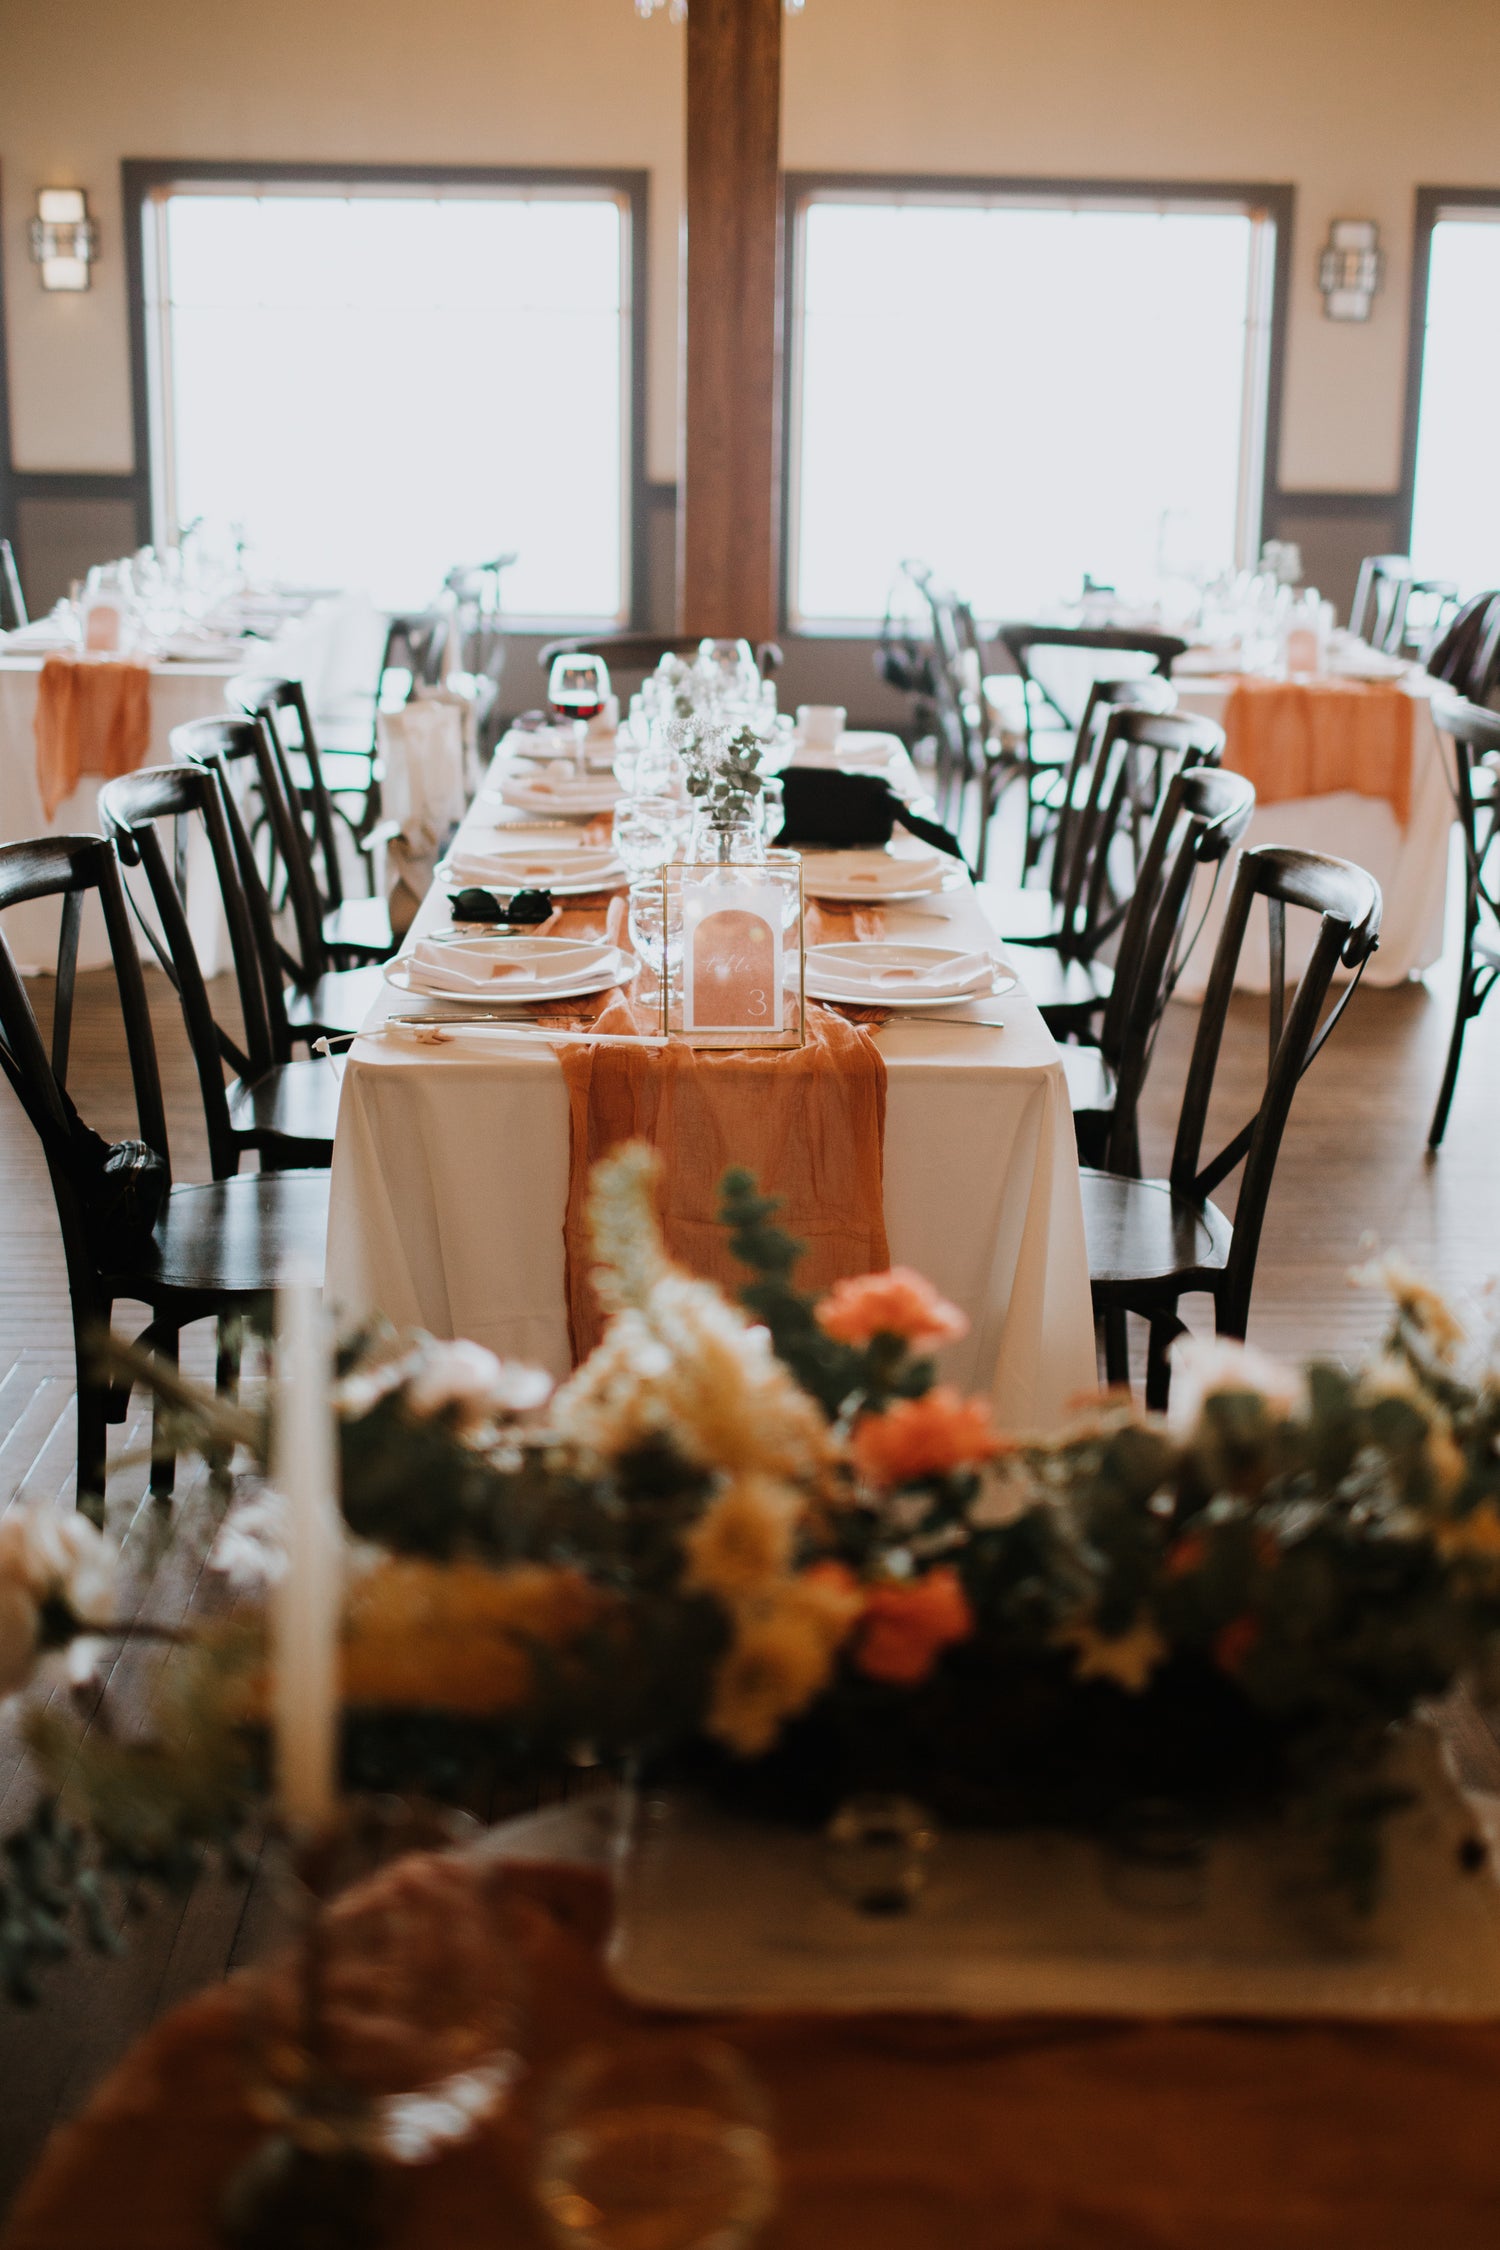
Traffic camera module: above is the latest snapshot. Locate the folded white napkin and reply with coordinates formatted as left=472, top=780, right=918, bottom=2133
left=810, top=945, right=995, bottom=1000
left=406, top=937, right=614, bottom=996
left=808, top=849, right=948, bottom=897
left=447, top=846, right=622, bottom=887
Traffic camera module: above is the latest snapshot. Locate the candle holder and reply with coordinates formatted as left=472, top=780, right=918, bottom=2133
left=221, top=1800, right=526, bottom=2249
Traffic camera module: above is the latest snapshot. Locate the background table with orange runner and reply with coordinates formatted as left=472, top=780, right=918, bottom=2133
left=1172, top=671, right=1452, bottom=996
left=8, top=1839, right=1500, bottom=2250
left=325, top=749, right=1097, bottom=1432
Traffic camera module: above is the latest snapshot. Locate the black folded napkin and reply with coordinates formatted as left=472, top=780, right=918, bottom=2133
left=773, top=767, right=967, bottom=865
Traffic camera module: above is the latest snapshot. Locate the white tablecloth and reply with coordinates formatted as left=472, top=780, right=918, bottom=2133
left=1172, top=674, right=1452, bottom=997
left=325, top=741, right=1098, bottom=1433
left=0, top=593, right=379, bottom=974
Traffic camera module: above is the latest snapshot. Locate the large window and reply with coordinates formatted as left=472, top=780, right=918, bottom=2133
left=786, top=185, right=1280, bottom=629
left=138, top=173, right=641, bottom=623
left=1409, top=203, right=1500, bottom=594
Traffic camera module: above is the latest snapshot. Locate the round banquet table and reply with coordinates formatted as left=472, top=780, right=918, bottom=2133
left=7, top=1818, right=1500, bottom=2250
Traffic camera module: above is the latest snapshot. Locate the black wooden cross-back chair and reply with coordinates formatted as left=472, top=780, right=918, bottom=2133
left=987, top=674, right=1179, bottom=944
left=172, top=717, right=384, bottom=1049
left=1348, top=554, right=1414, bottom=652
left=1063, top=765, right=1257, bottom=1176
left=0, top=835, right=327, bottom=1515
left=993, top=622, right=1189, bottom=876
left=989, top=705, right=1226, bottom=1039
left=98, top=763, right=337, bottom=1170
left=1423, top=590, right=1500, bottom=700
left=229, top=675, right=396, bottom=959
left=1084, top=844, right=1382, bottom=1408
left=1426, top=692, right=1500, bottom=1148
left=0, top=539, right=26, bottom=632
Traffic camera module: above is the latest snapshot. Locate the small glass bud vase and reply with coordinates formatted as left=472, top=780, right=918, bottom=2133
left=688, top=801, right=766, bottom=864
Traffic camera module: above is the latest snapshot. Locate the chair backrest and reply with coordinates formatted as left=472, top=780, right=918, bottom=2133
left=1401, top=578, right=1460, bottom=661
left=996, top=624, right=1187, bottom=755
left=1097, top=766, right=1256, bottom=1173
left=0, top=539, right=26, bottom=632
left=1169, top=844, right=1382, bottom=1335
left=1430, top=690, right=1500, bottom=864
left=0, top=834, right=171, bottom=1306
left=171, top=714, right=313, bottom=1058
left=1423, top=589, right=1498, bottom=697
left=1349, top=554, right=1414, bottom=651
left=227, top=673, right=348, bottom=914
left=381, top=612, right=450, bottom=700
left=1046, top=674, right=1179, bottom=910
left=98, top=760, right=277, bottom=1177
left=1053, top=705, right=1226, bottom=961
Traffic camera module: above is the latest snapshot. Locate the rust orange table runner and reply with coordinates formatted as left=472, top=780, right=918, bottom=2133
left=9, top=1854, right=1500, bottom=2250
left=33, top=654, right=152, bottom=822
left=1222, top=677, right=1415, bottom=825
left=527, top=891, right=889, bottom=1360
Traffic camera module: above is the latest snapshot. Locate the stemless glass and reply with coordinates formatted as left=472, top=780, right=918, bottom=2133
left=535, top=2035, right=776, bottom=2250
left=613, top=796, right=683, bottom=884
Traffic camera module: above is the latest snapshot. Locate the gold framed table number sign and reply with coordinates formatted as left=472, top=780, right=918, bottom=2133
left=660, top=850, right=804, bottom=1048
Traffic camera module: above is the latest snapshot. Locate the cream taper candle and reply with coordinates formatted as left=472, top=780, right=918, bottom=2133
left=270, top=1285, right=342, bottom=1836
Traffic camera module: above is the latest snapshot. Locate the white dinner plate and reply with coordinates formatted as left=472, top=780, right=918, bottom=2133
left=803, top=847, right=960, bottom=904
left=495, top=769, right=623, bottom=819
left=806, top=940, right=1017, bottom=1008
left=384, top=938, right=636, bottom=1006
left=441, top=850, right=626, bottom=897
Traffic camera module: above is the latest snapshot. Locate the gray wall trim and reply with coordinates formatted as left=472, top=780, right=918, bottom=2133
left=0, top=166, right=14, bottom=552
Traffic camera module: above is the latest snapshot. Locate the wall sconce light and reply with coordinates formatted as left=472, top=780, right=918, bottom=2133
left=1318, top=219, right=1382, bottom=322
left=29, top=188, right=97, bottom=292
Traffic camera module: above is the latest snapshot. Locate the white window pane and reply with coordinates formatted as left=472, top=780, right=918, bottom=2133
left=794, top=201, right=1259, bottom=626
left=1410, top=218, right=1500, bottom=594
left=161, top=190, right=628, bottom=619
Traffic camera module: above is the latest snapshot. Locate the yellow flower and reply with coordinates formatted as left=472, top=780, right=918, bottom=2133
left=1053, top=1612, right=1168, bottom=1694
left=682, top=1475, right=800, bottom=1602
left=1435, top=1503, right=1500, bottom=1563
left=705, top=1572, right=861, bottom=1757
left=339, top=1560, right=609, bottom=1715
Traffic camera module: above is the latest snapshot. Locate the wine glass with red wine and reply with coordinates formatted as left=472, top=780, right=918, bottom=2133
left=548, top=652, right=612, bottom=771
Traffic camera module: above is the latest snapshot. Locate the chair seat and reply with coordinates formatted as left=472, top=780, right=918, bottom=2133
left=1011, top=946, right=1112, bottom=1026
left=1080, top=1169, right=1232, bottom=1293
left=1060, top=1042, right=1116, bottom=1119
left=146, top=1172, right=328, bottom=1296
left=977, top=884, right=1060, bottom=944
left=323, top=896, right=396, bottom=961
left=284, top=966, right=386, bottom=1041
left=227, top=1061, right=339, bottom=1162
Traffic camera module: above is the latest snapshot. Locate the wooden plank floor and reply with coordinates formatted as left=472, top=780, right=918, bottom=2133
left=0, top=905, right=1499, bottom=2210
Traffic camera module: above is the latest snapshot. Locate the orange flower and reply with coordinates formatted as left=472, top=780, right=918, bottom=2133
left=850, top=1387, right=1001, bottom=1487
left=1214, top=1615, right=1260, bottom=1675
left=855, top=1567, right=974, bottom=1685
left=817, top=1268, right=968, bottom=1351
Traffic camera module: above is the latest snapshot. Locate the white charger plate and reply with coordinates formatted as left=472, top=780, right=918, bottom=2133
left=384, top=940, right=636, bottom=1007
left=807, top=940, right=1016, bottom=1008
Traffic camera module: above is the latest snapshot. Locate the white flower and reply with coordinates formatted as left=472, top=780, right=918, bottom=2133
left=0, top=1506, right=117, bottom=1625
left=1167, top=1334, right=1304, bottom=1437
left=401, top=1338, right=553, bottom=1428
left=209, top=1489, right=290, bottom=1589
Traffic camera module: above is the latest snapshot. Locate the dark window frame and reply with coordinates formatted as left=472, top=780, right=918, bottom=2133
left=779, top=170, right=1295, bottom=634
left=1399, top=185, right=1500, bottom=557
left=122, top=157, right=651, bottom=629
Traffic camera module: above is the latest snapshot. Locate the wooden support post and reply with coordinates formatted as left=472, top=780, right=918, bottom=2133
left=680, top=0, right=783, bottom=642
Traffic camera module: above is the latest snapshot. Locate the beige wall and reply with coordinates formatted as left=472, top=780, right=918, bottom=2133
left=3, top=0, right=1500, bottom=496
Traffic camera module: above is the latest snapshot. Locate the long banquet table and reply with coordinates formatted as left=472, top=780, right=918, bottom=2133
left=325, top=737, right=1098, bottom=1431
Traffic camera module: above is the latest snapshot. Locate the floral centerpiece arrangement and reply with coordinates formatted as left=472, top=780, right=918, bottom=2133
left=3, top=1145, right=1500, bottom=1996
